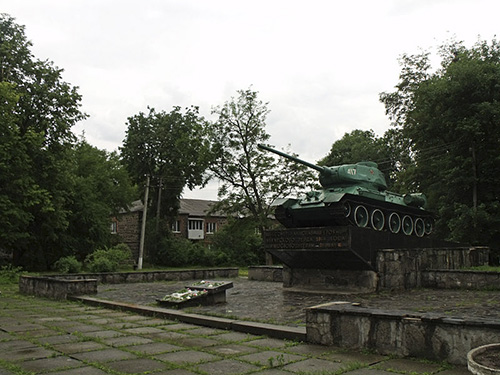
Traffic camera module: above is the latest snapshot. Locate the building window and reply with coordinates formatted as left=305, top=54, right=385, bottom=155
left=171, top=220, right=180, bottom=233
left=206, top=222, right=217, bottom=234
left=110, top=221, right=117, bottom=234
left=188, top=219, right=203, bottom=230
left=188, top=219, right=204, bottom=240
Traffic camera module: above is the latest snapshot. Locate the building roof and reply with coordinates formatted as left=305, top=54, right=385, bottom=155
left=178, top=199, right=225, bottom=217
left=120, top=199, right=225, bottom=218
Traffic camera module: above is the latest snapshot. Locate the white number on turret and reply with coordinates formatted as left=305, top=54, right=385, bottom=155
left=347, top=168, right=357, bottom=175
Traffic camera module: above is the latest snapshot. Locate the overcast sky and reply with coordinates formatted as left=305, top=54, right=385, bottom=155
left=3, top=0, right=500, bottom=199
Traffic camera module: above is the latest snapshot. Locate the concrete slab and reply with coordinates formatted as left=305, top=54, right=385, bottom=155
left=18, top=355, right=83, bottom=372
left=0, top=347, right=58, bottom=361
left=127, top=342, right=183, bottom=355
left=81, top=330, right=125, bottom=338
left=195, top=358, right=260, bottom=375
left=104, top=358, right=166, bottom=374
left=101, top=335, right=153, bottom=347
left=47, top=366, right=109, bottom=375
left=373, top=358, right=443, bottom=373
left=324, top=351, right=388, bottom=365
left=51, top=341, right=108, bottom=354
left=208, top=344, right=259, bottom=357
left=173, top=336, right=221, bottom=348
left=282, top=357, right=345, bottom=373
left=71, top=348, right=138, bottom=363
left=243, top=337, right=293, bottom=349
left=154, top=350, right=219, bottom=364
left=237, top=350, right=305, bottom=367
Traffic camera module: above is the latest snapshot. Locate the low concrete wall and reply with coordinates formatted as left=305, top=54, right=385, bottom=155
left=74, top=268, right=238, bottom=284
left=19, top=268, right=239, bottom=300
left=283, top=267, right=378, bottom=292
left=306, top=302, right=500, bottom=365
left=19, top=275, right=98, bottom=300
left=248, top=266, right=283, bottom=282
left=376, top=247, right=489, bottom=290
left=422, top=269, right=500, bottom=289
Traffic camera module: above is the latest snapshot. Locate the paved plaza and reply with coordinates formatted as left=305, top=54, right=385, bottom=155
left=0, top=283, right=471, bottom=375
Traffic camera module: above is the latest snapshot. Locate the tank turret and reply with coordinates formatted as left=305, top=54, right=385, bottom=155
left=258, top=144, right=433, bottom=237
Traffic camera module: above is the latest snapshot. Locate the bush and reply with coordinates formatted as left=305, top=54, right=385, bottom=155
left=85, top=243, right=132, bottom=273
left=211, top=218, right=264, bottom=266
left=53, top=256, right=82, bottom=274
left=0, top=265, right=24, bottom=284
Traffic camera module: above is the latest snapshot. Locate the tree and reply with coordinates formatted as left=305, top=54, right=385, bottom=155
left=380, top=39, right=500, bottom=246
left=209, top=88, right=314, bottom=234
left=121, top=106, right=212, bottom=220
left=0, top=14, right=87, bottom=269
left=64, top=139, right=136, bottom=260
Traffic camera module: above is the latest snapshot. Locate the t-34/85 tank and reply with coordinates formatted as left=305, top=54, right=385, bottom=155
left=258, top=144, right=434, bottom=237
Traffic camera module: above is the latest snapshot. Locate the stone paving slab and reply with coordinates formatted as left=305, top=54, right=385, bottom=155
left=71, top=348, right=138, bottom=362
left=0, top=284, right=471, bottom=375
left=154, top=349, right=220, bottom=364
left=282, top=357, right=345, bottom=373
left=195, top=358, right=260, bottom=375
left=237, top=350, right=305, bottom=367
left=104, top=358, right=167, bottom=373
left=18, top=355, right=83, bottom=372
left=47, top=366, right=109, bottom=375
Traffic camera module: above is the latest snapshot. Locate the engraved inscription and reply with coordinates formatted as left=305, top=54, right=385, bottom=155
left=263, top=227, right=349, bottom=250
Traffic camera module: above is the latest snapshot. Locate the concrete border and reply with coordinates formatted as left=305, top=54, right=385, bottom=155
left=69, top=295, right=306, bottom=342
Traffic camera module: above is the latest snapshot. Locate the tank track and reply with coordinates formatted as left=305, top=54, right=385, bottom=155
left=274, top=195, right=434, bottom=237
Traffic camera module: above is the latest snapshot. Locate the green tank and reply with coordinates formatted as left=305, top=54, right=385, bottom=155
left=258, top=144, right=434, bottom=237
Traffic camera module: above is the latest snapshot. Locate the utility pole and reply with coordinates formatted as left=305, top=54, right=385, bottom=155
left=156, top=177, right=163, bottom=234
left=138, top=175, right=150, bottom=270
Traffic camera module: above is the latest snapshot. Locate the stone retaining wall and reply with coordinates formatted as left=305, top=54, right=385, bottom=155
left=19, top=275, right=98, bottom=300
left=19, top=268, right=239, bottom=300
left=422, top=269, right=500, bottom=289
left=376, top=247, right=489, bottom=290
left=248, top=266, right=283, bottom=282
left=306, top=302, right=500, bottom=365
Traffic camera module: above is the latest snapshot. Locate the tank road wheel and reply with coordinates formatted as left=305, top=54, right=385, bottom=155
left=388, top=212, right=401, bottom=234
left=371, top=209, right=385, bottom=231
left=354, top=205, right=369, bottom=227
left=402, top=215, right=413, bottom=236
left=424, top=217, right=433, bottom=235
left=343, top=201, right=352, bottom=218
left=414, top=218, right=425, bottom=237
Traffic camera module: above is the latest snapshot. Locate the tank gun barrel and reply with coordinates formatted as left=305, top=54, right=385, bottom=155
left=257, top=144, right=325, bottom=173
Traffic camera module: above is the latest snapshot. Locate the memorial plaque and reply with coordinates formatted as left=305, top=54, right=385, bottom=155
left=263, top=226, right=350, bottom=250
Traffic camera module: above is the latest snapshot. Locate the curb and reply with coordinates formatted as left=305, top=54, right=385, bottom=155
left=69, top=296, right=307, bottom=342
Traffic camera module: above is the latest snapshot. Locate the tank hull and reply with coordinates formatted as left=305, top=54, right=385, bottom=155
left=274, top=191, right=434, bottom=237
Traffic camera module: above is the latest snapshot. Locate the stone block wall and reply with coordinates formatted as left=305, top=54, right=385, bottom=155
left=248, top=266, right=283, bottom=282
left=375, top=247, right=489, bottom=290
left=422, top=269, right=500, bottom=289
left=282, top=267, right=378, bottom=292
left=19, top=268, right=239, bottom=300
left=306, top=302, right=500, bottom=365
left=19, top=275, right=98, bottom=300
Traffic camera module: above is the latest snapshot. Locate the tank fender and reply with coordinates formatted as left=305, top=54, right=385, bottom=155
left=322, top=192, right=346, bottom=203
left=270, top=197, right=297, bottom=208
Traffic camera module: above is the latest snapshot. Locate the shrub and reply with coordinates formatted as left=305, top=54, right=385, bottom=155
left=0, top=265, right=24, bottom=284
left=53, top=256, right=82, bottom=274
left=85, top=244, right=132, bottom=273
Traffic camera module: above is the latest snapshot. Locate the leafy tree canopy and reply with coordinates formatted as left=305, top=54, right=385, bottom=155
left=380, top=38, right=500, bottom=245
left=209, top=88, right=315, bottom=232
left=1, top=14, right=134, bottom=269
left=120, top=106, right=212, bottom=219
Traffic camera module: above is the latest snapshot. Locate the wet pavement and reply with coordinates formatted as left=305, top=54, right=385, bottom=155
left=0, top=283, right=470, bottom=375
left=95, top=277, right=500, bottom=325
